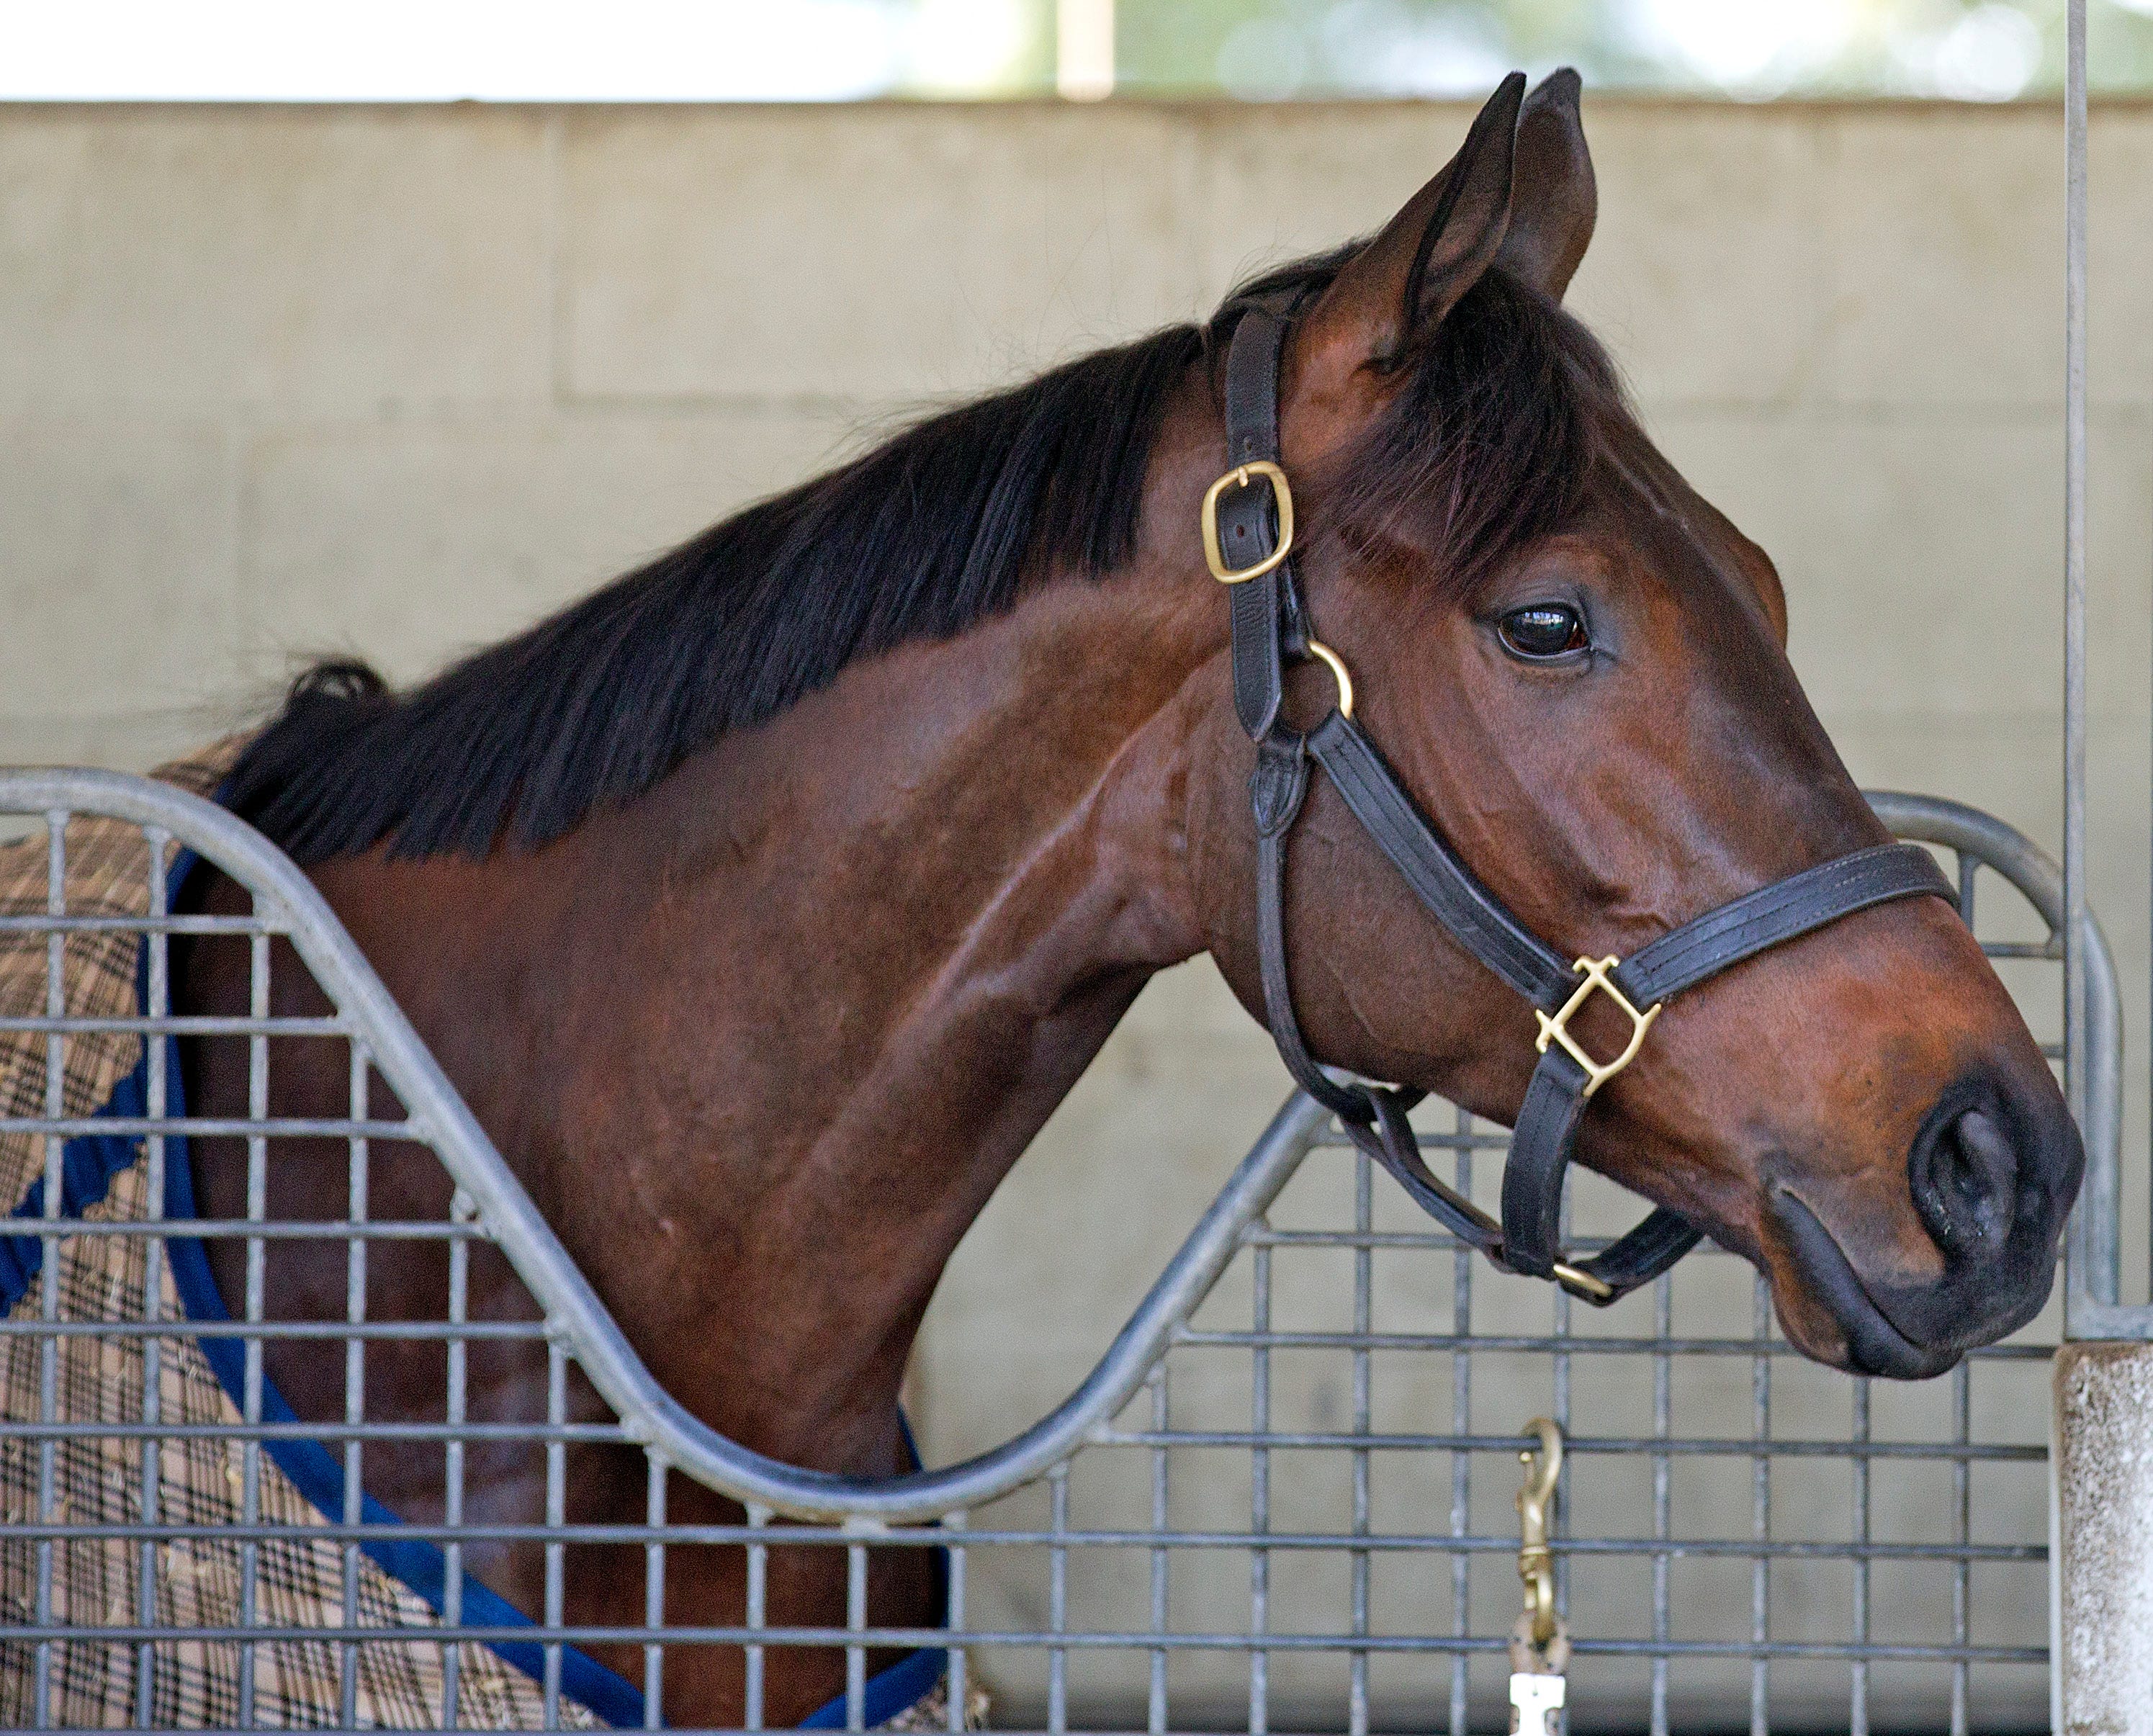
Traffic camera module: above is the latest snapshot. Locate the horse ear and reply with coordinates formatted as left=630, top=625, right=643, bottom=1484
left=1496, top=68, right=1596, bottom=301
left=1295, top=72, right=1524, bottom=377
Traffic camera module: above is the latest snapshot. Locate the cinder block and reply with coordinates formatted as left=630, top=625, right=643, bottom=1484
left=241, top=407, right=872, bottom=688
left=1187, top=102, right=1483, bottom=300
left=1568, top=104, right=1830, bottom=408
left=1190, top=101, right=1829, bottom=408
left=561, top=106, right=1205, bottom=403
left=2090, top=109, right=2153, bottom=409
left=1825, top=711, right=2061, bottom=845
left=0, top=108, right=550, bottom=413
left=0, top=708, right=243, bottom=775
left=1822, top=107, right=2059, bottom=409
left=0, top=419, right=241, bottom=719
left=1648, top=410, right=2065, bottom=719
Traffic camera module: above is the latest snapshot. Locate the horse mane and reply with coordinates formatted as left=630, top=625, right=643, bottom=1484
left=223, top=251, right=1621, bottom=863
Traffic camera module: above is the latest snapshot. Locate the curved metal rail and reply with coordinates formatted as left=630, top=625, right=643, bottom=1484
left=1865, top=790, right=2133, bottom=1341
left=0, top=770, right=2126, bottom=1529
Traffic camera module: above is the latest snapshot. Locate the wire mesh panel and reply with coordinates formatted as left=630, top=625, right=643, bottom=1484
left=0, top=772, right=2102, bottom=1734
left=949, top=1136, right=2054, bottom=1736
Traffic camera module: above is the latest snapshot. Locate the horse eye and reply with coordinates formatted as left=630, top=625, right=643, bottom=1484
left=1498, top=604, right=1589, bottom=660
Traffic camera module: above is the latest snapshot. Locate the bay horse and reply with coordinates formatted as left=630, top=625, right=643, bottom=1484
left=170, top=71, right=2079, bottom=1727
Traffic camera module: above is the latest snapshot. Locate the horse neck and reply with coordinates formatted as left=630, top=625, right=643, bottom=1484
left=331, top=561, right=1227, bottom=1474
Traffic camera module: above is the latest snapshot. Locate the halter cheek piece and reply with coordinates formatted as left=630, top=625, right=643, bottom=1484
left=1211, top=294, right=1956, bottom=1305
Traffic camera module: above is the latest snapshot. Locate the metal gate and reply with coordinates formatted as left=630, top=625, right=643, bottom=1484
left=0, top=767, right=2114, bottom=1735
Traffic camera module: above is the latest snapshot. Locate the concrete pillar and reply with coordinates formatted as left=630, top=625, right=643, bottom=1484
left=2052, top=1343, right=2153, bottom=1736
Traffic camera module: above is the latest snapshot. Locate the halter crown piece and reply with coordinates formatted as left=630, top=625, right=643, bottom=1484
left=1210, top=294, right=1956, bottom=1303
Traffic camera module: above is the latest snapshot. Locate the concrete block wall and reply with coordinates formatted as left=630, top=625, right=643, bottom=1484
left=3, top=96, right=2144, bottom=1725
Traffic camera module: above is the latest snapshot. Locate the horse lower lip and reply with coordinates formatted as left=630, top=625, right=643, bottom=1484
left=1770, top=1191, right=1961, bottom=1380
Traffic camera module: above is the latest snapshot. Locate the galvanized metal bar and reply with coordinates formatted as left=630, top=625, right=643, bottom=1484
left=0, top=1416, right=2054, bottom=1457
left=1248, top=1232, right=1270, bottom=1736
left=1046, top=1465, right=1069, bottom=1736
left=0, top=1318, right=555, bottom=1344
left=1650, top=1272, right=1671, bottom=1736
left=0, top=1114, right=418, bottom=1139
left=644, top=1450, right=668, bottom=1730
left=340, top=1042, right=370, bottom=1731
left=1092, top=1429, right=2045, bottom=1460
left=845, top=1536, right=868, bottom=1733
left=1347, top=1148, right=1370, bottom=1736
left=2062, top=0, right=2092, bottom=1314
left=543, top=1339, right=567, bottom=1732
left=134, top=824, right=169, bottom=1732
left=0, top=911, right=282, bottom=936
left=943, top=1511, right=969, bottom=1736
left=441, top=1185, right=472, bottom=1730
left=31, top=809, right=64, bottom=1732
left=1146, top=1367, right=1167, bottom=1736
left=236, top=921, right=273, bottom=1730
left=0, top=1516, right=2046, bottom=1562
left=1950, top=1359, right=1969, bottom=1736
left=1850, top=1378, right=1871, bottom=1736
left=0, top=1013, right=346, bottom=1036
left=1447, top=1107, right=1472, bottom=1736
left=743, top=1504, right=769, bottom=1733
left=1552, top=1180, right=1573, bottom=1726
left=1750, top=1272, right=1771, bottom=1736
left=19, top=1217, right=489, bottom=1241
left=0, top=1617, right=2044, bottom=1664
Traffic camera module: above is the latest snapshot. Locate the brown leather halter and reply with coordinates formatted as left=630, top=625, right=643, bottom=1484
left=1210, top=294, right=1956, bottom=1303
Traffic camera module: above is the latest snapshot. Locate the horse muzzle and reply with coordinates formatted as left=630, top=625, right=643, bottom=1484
left=1767, top=1067, right=2083, bottom=1379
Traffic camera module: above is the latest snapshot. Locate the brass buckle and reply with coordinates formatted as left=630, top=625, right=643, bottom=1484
left=1533, top=955, right=1661, bottom=1100
left=1201, top=460, right=1295, bottom=584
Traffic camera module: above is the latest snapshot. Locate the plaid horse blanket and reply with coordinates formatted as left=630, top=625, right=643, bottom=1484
left=0, top=748, right=973, bottom=1732
left=0, top=744, right=594, bottom=1729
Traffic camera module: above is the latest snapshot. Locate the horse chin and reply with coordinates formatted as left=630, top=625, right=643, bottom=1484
left=1765, top=1191, right=1969, bottom=1379
left=1762, top=1184, right=2069, bottom=1380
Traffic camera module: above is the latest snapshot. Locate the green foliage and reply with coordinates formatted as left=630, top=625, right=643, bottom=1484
left=963, top=0, right=2153, bottom=99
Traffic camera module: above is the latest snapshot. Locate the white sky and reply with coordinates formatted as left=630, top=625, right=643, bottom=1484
left=0, top=0, right=1033, bottom=102
left=0, top=0, right=2121, bottom=103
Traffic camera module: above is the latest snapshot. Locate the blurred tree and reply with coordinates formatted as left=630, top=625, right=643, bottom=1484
left=1047, top=0, right=2153, bottom=99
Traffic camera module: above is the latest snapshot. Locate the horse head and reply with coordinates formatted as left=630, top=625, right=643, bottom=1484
left=1187, top=72, right=2080, bottom=1377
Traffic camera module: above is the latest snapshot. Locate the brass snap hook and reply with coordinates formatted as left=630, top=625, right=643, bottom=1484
left=1515, top=1416, right=1563, bottom=1651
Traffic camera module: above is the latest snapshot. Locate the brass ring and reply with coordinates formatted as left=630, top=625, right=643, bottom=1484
left=1305, top=639, right=1354, bottom=720
left=1551, top=1261, right=1615, bottom=1302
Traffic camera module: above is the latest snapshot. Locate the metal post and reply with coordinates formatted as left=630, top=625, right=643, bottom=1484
left=2049, top=7, right=2153, bottom=1730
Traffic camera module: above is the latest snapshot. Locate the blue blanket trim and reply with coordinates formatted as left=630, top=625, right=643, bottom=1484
left=1, top=847, right=948, bottom=1728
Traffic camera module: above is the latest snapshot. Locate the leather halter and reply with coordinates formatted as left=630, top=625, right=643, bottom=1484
left=1210, top=294, right=1956, bottom=1304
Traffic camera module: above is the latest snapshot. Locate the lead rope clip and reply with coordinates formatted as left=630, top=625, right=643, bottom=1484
left=1509, top=1418, right=1570, bottom=1736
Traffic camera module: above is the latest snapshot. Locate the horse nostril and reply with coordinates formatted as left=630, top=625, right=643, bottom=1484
left=1910, top=1099, right=2020, bottom=1259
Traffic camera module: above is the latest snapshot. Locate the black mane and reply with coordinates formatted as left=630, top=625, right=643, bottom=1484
left=224, top=256, right=1620, bottom=863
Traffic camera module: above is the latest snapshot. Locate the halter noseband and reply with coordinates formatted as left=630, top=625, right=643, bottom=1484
left=1210, top=294, right=1955, bottom=1305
